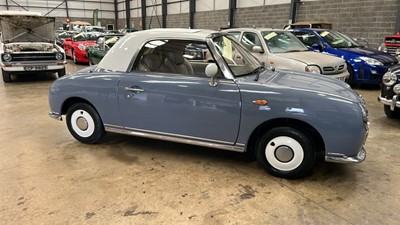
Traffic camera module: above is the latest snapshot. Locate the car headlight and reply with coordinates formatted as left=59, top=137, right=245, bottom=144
left=359, top=56, right=383, bottom=66
left=382, top=72, right=397, bottom=86
left=78, top=44, right=86, bottom=50
left=394, top=84, right=400, bottom=94
left=305, top=65, right=321, bottom=74
left=55, top=52, right=63, bottom=60
left=2, top=53, right=12, bottom=62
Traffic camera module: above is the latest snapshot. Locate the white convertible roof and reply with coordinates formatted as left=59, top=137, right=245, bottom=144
left=98, top=28, right=217, bottom=72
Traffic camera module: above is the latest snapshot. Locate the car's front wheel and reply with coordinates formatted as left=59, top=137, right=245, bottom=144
left=66, top=103, right=105, bottom=144
left=384, top=105, right=400, bottom=119
left=256, top=127, right=316, bottom=179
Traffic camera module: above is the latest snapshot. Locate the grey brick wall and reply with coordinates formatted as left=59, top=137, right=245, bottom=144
left=167, top=13, right=190, bottom=28
left=194, top=10, right=230, bottom=30
left=235, top=4, right=291, bottom=29
left=296, top=0, right=399, bottom=48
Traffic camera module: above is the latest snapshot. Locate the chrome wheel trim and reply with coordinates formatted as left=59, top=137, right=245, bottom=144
left=265, top=136, right=304, bottom=171
left=71, top=110, right=95, bottom=138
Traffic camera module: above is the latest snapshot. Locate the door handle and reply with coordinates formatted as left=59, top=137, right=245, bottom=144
left=124, top=86, right=144, bottom=93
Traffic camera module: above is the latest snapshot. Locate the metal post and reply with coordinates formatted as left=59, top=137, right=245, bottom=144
left=189, top=0, right=195, bottom=29
left=141, top=0, right=147, bottom=30
left=289, top=0, right=300, bottom=24
left=125, top=0, right=131, bottom=29
left=5, top=0, right=9, bottom=10
left=65, top=0, right=69, bottom=18
left=395, top=1, right=400, bottom=33
left=228, top=0, right=236, bottom=28
left=114, top=0, right=119, bottom=30
left=161, top=0, right=167, bottom=28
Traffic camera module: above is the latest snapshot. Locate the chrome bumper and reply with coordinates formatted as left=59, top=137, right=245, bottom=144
left=49, top=111, right=62, bottom=121
left=378, top=95, right=400, bottom=111
left=325, top=147, right=366, bottom=163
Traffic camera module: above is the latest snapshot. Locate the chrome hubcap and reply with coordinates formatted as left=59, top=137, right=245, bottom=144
left=76, top=116, right=88, bottom=131
left=274, top=145, right=294, bottom=163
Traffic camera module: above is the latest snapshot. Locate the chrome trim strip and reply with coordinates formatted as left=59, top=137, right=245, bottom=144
left=325, top=147, right=366, bottom=163
left=104, top=125, right=245, bottom=152
left=378, top=95, right=400, bottom=110
left=48, top=111, right=62, bottom=121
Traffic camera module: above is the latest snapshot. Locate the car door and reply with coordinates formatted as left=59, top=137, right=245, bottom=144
left=117, top=40, right=242, bottom=144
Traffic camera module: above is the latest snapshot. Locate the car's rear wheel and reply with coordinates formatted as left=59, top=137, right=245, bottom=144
left=66, top=103, right=105, bottom=144
left=2, top=68, right=11, bottom=83
left=384, top=105, right=400, bottom=119
left=256, top=127, right=316, bottom=179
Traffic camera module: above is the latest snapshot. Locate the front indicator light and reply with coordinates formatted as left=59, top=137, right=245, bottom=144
left=393, top=84, right=400, bottom=94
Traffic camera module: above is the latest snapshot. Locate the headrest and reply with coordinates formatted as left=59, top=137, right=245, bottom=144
left=141, top=53, right=162, bottom=70
left=167, top=52, right=184, bottom=65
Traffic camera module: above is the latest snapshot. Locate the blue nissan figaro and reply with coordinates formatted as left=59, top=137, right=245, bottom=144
left=49, top=29, right=368, bottom=179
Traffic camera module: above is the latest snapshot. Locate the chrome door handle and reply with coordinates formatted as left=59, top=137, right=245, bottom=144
left=124, top=86, right=144, bottom=92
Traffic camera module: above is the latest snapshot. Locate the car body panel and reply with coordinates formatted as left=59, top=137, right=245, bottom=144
left=293, top=28, right=398, bottom=84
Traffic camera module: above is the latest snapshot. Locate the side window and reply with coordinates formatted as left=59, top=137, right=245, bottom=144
left=294, top=32, right=319, bottom=47
left=135, top=39, right=218, bottom=77
left=227, top=31, right=241, bottom=40
left=241, top=32, right=263, bottom=52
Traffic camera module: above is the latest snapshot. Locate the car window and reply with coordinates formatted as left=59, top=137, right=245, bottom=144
left=227, top=31, right=241, bottom=40
left=261, top=31, right=308, bottom=53
left=135, top=39, right=217, bottom=77
left=241, top=32, right=263, bottom=51
left=212, top=35, right=261, bottom=77
left=293, top=31, right=320, bottom=47
left=317, top=30, right=362, bottom=48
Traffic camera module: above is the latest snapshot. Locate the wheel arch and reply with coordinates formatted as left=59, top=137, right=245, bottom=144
left=61, top=97, right=96, bottom=115
left=245, top=118, right=325, bottom=156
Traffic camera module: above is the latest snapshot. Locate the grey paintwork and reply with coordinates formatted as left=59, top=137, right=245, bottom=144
left=49, top=29, right=368, bottom=162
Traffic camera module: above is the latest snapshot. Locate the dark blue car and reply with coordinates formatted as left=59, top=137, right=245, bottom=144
left=292, top=29, right=398, bottom=84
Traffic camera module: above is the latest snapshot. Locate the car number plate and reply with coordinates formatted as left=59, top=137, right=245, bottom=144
left=23, top=65, right=48, bottom=71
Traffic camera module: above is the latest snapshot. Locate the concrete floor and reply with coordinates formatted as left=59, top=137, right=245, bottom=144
left=0, top=61, right=399, bottom=225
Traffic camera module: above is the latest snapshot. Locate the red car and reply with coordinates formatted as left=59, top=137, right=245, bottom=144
left=378, top=32, right=400, bottom=61
left=63, top=32, right=101, bottom=64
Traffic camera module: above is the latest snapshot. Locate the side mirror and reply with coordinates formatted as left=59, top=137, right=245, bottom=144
left=97, top=37, right=106, bottom=50
left=64, top=37, right=72, bottom=42
left=311, top=43, right=323, bottom=51
left=252, top=46, right=264, bottom=53
left=205, top=63, right=219, bottom=87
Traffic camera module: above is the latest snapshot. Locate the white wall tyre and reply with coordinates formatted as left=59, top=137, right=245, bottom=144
left=66, top=103, right=105, bottom=144
left=256, top=127, right=316, bottom=179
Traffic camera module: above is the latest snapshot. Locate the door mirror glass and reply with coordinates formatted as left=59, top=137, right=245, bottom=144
left=205, top=63, right=218, bottom=78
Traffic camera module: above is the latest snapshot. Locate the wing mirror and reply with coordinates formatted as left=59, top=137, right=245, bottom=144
left=205, top=63, right=219, bottom=87
left=97, top=37, right=106, bottom=50
left=252, top=46, right=264, bottom=53
left=311, top=43, right=323, bottom=51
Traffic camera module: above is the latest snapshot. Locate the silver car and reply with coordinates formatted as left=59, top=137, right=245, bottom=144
left=49, top=29, right=368, bottom=179
left=224, top=28, right=349, bottom=81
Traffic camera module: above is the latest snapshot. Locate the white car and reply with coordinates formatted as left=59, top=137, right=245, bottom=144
left=0, top=12, right=66, bottom=83
left=224, top=28, right=349, bottom=81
